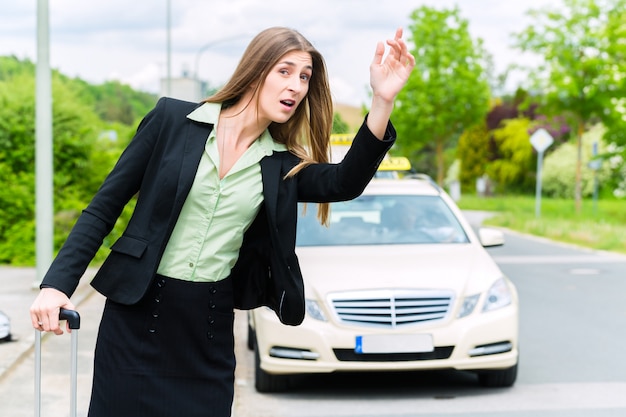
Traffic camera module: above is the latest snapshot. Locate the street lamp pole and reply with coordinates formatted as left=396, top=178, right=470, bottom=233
left=194, top=34, right=252, bottom=86
left=35, top=0, right=53, bottom=285
left=166, top=0, right=172, bottom=96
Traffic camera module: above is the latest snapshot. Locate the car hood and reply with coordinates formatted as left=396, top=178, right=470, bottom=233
left=296, top=243, right=504, bottom=297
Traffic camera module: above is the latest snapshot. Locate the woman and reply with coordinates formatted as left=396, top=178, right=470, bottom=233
left=30, top=26, right=415, bottom=416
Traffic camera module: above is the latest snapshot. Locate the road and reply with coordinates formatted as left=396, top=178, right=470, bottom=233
left=1, top=228, right=625, bottom=416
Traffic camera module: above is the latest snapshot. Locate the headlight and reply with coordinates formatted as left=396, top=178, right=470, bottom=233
left=305, top=299, right=327, bottom=321
left=458, top=294, right=480, bottom=318
left=482, top=277, right=512, bottom=312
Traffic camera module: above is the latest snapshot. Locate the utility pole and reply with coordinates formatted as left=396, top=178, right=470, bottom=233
left=35, top=0, right=53, bottom=285
left=166, top=0, right=172, bottom=96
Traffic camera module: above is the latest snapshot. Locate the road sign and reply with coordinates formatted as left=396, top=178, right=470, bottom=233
left=588, top=159, right=602, bottom=170
left=530, top=129, right=554, bottom=218
left=530, top=128, right=554, bottom=153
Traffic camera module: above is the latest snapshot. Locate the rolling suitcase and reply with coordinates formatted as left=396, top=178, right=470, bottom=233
left=34, top=308, right=81, bottom=417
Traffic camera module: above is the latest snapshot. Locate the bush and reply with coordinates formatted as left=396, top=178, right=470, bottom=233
left=542, top=124, right=613, bottom=198
left=485, top=118, right=535, bottom=193
left=0, top=64, right=135, bottom=265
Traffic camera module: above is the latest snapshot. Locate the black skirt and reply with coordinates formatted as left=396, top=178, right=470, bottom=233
left=88, top=275, right=236, bottom=417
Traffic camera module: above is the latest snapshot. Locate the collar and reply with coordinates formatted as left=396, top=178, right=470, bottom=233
left=186, top=101, right=220, bottom=124
left=187, top=102, right=286, bottom=154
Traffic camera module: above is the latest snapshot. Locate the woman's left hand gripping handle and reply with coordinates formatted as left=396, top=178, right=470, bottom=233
left=30, top=288, right=76, bottom=335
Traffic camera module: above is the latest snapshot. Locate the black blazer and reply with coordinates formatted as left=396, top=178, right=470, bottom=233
left=42, top=97, right=395, bottom=325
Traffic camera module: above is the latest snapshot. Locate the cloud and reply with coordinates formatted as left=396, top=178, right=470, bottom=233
left=0, top=0, right=562, bottom=106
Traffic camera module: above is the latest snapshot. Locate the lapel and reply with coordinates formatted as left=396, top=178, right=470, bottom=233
left=260, top=155, right=281, bottom=227
left=172, top=120, right=214, bottom=215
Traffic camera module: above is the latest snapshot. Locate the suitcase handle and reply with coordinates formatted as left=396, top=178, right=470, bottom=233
left=35, top=309, right=81, bottom=417
left=60, top=308, right=81, bottom=330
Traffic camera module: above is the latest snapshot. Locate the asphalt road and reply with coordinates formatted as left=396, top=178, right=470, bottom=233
left=1, top=226, right=625, bottom=416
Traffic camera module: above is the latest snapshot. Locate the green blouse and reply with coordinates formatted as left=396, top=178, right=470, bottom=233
left=157, top=102, right=286, bottom=282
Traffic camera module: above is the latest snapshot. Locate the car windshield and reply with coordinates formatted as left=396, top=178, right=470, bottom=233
left=296, top=195, right=470, bottom=246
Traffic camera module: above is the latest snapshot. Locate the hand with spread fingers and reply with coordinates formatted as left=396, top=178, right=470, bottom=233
left=366, top=27, right=415, bottom=139
left=371, top=27, right=416, bottom=103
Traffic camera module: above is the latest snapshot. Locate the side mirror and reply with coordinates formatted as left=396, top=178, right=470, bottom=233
left=478, top=228, right=504, bottom=247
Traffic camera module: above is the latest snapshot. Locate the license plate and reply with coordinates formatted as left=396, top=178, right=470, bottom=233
left=355, top=333, right=434, bottom=354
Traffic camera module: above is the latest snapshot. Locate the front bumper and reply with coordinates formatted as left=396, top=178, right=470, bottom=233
left=252, top=304, right=518, bottom=375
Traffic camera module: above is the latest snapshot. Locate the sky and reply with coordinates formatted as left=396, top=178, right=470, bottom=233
left=0, top=0, right=563, bottom=107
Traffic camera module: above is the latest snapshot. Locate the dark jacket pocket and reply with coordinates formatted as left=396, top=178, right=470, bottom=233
left=110, top=235, right=148, bottom=258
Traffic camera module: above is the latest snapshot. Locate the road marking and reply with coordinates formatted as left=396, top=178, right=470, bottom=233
left=492, top=255, right=626, bottom=264
left=568, top=268, right=602, bottom=275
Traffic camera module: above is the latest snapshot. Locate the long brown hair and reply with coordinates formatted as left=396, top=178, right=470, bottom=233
left=205, top=27, right=332, bottom=225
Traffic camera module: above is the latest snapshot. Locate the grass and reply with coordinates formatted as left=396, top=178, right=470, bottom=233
left=456, top=195, right=626, bottom=255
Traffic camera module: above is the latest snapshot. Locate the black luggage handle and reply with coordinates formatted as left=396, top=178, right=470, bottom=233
left=59, top=308, right=80, bottom=329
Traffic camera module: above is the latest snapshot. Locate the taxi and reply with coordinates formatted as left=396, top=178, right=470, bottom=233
left=248, top=176, right=519, bottom=392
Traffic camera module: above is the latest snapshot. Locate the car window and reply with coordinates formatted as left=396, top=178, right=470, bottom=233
left=296, top=195, right=469, bottom=246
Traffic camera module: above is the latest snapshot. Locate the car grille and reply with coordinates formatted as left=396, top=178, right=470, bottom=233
left=329, top=290, right=454, bottom=328
left=333, top=346, right=454, bottom=362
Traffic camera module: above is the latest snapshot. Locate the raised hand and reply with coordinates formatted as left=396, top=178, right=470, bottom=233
left=367, top=28, right=415, bottom=139
left=370, top=28, right=416, bottom=103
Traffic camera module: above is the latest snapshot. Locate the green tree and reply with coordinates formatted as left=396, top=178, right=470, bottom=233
left=392, top=5, right=491, bottom=185
left=0, top=56, right=156, bottom=127
left=331, top=112, right=349, bottom=134
left=514, top=0, right=626, bottom=211
left=0, top=60, right=136, bottom=265
left=457, top=123, right=490, bottom=192
left=486, top=118, right=535, bottom=192
left=83, top=80, right=156, bottom=125
left=542, top=124, right=613, bottom=198
left=0, top=56, right=35, bottom=81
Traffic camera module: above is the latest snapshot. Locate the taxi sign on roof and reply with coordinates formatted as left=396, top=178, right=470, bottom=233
left=330, top=133, right=412, bottom=173
left=379, top=156, right=412, bottom=171
left=330, top=133, right=355, bottom=146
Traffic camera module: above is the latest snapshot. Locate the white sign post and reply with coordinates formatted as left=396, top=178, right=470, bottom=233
left=530, top=128, right=554, bottom=218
